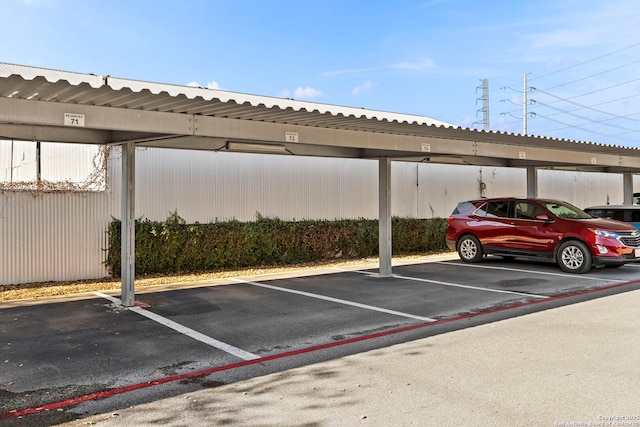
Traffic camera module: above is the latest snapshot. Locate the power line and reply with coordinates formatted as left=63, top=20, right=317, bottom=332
left=529, top=41, right=640, bottom=82
left=496, top=43, right=640, bottom=145
left=541, top=76, right=640, bottom=106
left=538, top=93, right=640, bottom=121
left=533, top=113, right=640, bottom=144
left=532, top=100, right=639, bottom=132
left=500, top=83, right=640, bottom=143
left=543, top=104, right=640, bottom=124
left=532, top=87, right=640, bottom=123
left=541, top=58, right=640, bottom=91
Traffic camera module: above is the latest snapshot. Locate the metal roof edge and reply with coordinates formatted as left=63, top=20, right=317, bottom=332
left=0, top=61, right=452, bottom=127
left=452, top=125, right=640, bottom=152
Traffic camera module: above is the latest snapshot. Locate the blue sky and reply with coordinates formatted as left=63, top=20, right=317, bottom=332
left=3, top=0, right=640, bottom=147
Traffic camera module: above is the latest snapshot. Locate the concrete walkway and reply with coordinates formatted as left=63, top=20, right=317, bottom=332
left=58, top=288, right=640, bottom=427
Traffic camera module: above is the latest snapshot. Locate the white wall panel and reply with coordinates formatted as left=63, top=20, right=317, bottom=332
left=479, top=167, right=526, bottom=199
left=538, top=170, right=623, bottom=209
left=110, top=148, right=623, bottom=223
left=0, top=140, right=36, bottom=183
left=110, top=148, right=381, bottom=222
left=41, top=143, right=100, bottom=184
left=0, top=191, right=111, bottom=285
left=418, top=164, right=476, bottom=218
left=391, top=163, right=420, bottom=218
left=0, top=141, right=99, bottom=184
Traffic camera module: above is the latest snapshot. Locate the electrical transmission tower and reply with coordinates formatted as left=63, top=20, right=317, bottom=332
left=475, top=79, right=490, bottom=130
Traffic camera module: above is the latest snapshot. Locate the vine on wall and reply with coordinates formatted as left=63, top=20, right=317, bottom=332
left=0, top=145, right=111, bottom=194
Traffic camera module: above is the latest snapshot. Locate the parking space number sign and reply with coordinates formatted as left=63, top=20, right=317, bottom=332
left=64, top=113, right=85, bottom=127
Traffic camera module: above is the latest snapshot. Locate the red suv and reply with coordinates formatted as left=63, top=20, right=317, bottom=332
left=446, top=197, right=640, bottom=273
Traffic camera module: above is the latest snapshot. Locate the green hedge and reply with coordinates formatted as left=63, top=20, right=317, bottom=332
left=105, top=212, right=448, bottom=277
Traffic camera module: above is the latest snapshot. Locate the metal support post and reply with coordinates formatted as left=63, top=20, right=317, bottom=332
left=623, top=172, right=633, bottom=204
left=121, top=143, right=136, bottom=307
left=379, top=157, right=392, bottom=277
left=526, top=166, right=538, bottom=197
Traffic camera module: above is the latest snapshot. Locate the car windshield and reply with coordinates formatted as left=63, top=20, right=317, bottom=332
left=543, top=200, right=592, bottom=219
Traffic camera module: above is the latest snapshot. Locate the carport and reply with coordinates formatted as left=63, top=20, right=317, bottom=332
left=2, top=61, right=640, bottom=306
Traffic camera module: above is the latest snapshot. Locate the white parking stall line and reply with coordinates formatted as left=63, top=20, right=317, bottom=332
left=430, top=261, right=624, bottom=282
left=229, top=278, right=437, bottom=322
left=394, top=274, right=549, bottom=298
left=339, top=269, right=549, bottom=299
left=94, top=292, right=260, bottom=361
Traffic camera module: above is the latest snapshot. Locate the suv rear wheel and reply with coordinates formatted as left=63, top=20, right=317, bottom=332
left=457, top=235, right=483, bottom=263
left=557, top=240, right=591, bottom=273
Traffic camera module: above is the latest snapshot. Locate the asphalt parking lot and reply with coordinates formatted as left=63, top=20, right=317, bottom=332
left=2, top=254, right=640, bottom=426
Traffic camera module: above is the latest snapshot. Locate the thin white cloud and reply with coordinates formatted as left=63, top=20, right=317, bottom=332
left=524, top=28, right=599, bottom=50
left=19, top=0, right=54, bottom=5
left=512, top=0, right=640, bottom=64
left=392, top=58, right=437, bottom=71
left=421, top=0, right=451, bottom=6
left=325, top=58, right=438, bottom=77
left=352, top=80, right=374, bottom=96
left=280, top=87, right=323, bottom=99
left=324, top=66, right=383, bottom=77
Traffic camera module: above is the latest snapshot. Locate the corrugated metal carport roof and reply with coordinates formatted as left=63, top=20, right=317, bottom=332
left=2, top=61, right=640, bottom=171
left=0, top=62, right=452, bottom=128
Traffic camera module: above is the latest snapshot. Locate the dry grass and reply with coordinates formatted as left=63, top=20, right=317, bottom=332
left=0, top=253, right=452, bottom=302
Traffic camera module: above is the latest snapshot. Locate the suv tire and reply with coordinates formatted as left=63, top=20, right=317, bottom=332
left=457, top=235, right=483, bottom=263
left=557, top=240, right=591, bottom=273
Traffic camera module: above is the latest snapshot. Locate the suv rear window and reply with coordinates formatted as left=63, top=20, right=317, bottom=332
left=452, top=201, right=477, bottom=215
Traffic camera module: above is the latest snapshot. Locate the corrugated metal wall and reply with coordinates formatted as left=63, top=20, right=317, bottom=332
left=538, top=169, right=624, bottom=207
left=114, top=147, right=624, bottom=221
left=109, top=149, right=380, bottom=222
left=1, top=146, right=637, bottom=285
left=109, top=148, right=529, bottom=223
left=0, top=191, right=112, bottom=284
